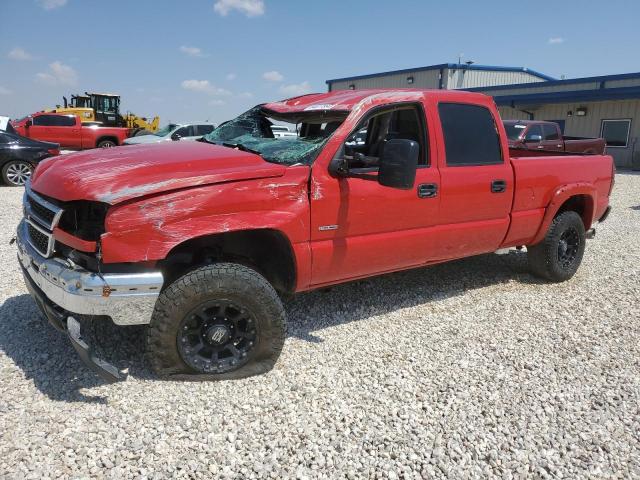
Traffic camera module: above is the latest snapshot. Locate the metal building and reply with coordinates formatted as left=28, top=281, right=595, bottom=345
left=326, top=63, right=553, bottom=91
left=326, top=64, right=640, bottom=168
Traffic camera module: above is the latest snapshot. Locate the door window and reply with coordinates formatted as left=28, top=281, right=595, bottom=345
left=343, top=105, right=427, bottom=169
left=196, top=125, right=214, bottom=135
left=524, top=125, right=543, bottom=142
left=542, top=124, right=559, bottom=140
left=439, top=103, right=502, bottom=166
left=32, top=115, right=75, bottom=127
left=174, top=126, right=194, bottom=137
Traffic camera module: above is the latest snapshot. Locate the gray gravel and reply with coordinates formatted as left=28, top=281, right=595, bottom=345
left=1, top=173, right=639, bottom=479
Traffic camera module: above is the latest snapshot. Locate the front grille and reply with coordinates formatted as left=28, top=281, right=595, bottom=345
left=27, top=196, right=56, bottom=226
left=23, top=184, right=63, bottom=258
left=27, top=222, right=51, bottom=257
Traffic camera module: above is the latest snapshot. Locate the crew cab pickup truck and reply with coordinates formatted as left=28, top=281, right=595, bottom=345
left=12, top=112, right=130, bottom=150
left=15, top=89, right=615, bottom=382
left=504, top=120, right=606, bottom=155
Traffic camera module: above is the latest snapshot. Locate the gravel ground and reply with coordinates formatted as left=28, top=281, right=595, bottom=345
left=1, top=173, right=639, bottom=479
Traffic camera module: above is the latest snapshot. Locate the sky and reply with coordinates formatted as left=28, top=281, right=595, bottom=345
left=1, top=0, right=640, bottom=125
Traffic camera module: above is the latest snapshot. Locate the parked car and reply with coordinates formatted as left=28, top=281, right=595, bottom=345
left=16, top=89, right=614, bottom=382
left=11, top=112, right=130, bottom=149
left=0, top=130, right=59, bottom=186
left=123, top=122, right=215, bottom=145
left=504, top=120, right=606, bottom=155
left=270, top=125, right=297, bottom=138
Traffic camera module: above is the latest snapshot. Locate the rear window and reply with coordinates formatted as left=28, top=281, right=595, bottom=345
left=33, top=115, right=75, bottom=127
left=439, top=103, right=502, bottom=166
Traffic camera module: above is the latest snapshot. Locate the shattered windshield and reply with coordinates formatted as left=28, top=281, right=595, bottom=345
left=203, top=106, right=347, bottom=165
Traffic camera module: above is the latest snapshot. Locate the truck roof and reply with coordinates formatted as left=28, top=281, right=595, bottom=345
left=263, top=89, right=491, bottom=114
left=503, top=120, right=557, bottom=126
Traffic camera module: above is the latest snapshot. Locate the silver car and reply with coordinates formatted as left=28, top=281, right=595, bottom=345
left=123, top=122, right=216, bottom=145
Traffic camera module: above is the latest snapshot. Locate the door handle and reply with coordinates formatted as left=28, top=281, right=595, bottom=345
left=491, top=179, right=507, bottom=193
left=537, top=145, right=544, bottom=149
left=417, top=183, right=438, bottom=198
left=556, top=144, right=563, bottom=148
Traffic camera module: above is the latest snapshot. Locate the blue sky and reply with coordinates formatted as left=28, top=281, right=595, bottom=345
left=1, top=0, right=639, bottom=125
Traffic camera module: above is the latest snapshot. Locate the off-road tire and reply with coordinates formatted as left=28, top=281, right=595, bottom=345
left=97, top=139, right=116, bottom=148
left=146, top=263, right=286, bottom=380
left=527, top=211, right=586, bottom=282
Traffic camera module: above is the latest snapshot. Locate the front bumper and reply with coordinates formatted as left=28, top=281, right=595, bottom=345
left=17, top=220, right=163, bottom=326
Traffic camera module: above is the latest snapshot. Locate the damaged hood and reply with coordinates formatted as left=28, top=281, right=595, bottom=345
left=30, top=141, right=287, bottom=204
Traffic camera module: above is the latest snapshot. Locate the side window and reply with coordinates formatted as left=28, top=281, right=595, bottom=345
left=438, top=103, right=502, bottom=166
left=32, top=115, right=55, bottom=126
left=56, top=115, right=76, bottom=127
left=542, top=124, right=559, bottom=140
left=524, top=124, right=543, bottom=142
left=174, top=126, right=193, bottom=137
left=344, top=105, right=427, bottom=169
left=197, top=125, right=214, bottom=135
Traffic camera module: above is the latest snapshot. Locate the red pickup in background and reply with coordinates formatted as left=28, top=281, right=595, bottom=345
left=504, top=120, right=606, bottom=156
left=12, top=112, right=130, bottom=150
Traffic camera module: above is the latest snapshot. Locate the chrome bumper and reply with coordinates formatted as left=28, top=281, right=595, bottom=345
left=16, top=220, right=163, bottom=325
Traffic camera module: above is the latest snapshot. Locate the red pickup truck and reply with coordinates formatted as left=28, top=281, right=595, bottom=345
left=504, top=120, right=606, bottom=155
left=16, top=89, right=614, bottom=382
left=12, top=112, right=130, bottom=150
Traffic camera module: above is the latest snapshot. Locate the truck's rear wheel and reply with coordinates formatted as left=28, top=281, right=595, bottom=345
left=97, top=139, right=116, bottom=148
left=527, top=211, right=586, bottom=282
left=146, top=263, right=286, bottom=379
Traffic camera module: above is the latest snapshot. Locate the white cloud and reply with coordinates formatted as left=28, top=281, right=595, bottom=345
left=214, top=0, right=265, bottom=17
left=226, top=73, right=237, bottom=81
left=548, top=37, right=565, bottom=44
left=181, top=79, right=231, bottom=96
left=35, top=61, right=78, bottom=86
left=179, top=45, right=206, bottom=57
left=263, top=70, right=283, bottom=82
left=237, top=92, right=253, bottom=98
left=0, top=86, right=12, bottom=95
left=37, top=0, right=68, bottom=10
left=8, top=47, right=33, bottom=61
left=209, top=99, right=226, bottom=106
left=279, top=81, right=312, bottom=97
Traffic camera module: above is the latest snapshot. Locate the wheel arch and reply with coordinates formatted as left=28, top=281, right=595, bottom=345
left=530, top=183, right=597, bottom=245
left=159, top=228, right=297, bottom=295
left=96, top=135, right=119, bottom=147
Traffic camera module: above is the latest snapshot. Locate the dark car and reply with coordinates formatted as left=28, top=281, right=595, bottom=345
left=0, top=131, right=59, bottom=186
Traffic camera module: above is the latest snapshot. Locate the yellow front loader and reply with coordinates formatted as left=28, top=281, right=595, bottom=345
left=49, top=92, right=160, bottom=134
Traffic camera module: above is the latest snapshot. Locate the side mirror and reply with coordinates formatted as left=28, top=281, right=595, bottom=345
left=171, top=132, right=181, bottom=141
left=378, top=139, right=419, bottom=190
left=25, top=119, right=33, bottom=128
left=525, top=134, right=542, bottom=143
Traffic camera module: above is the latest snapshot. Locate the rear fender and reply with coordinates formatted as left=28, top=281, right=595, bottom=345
left=530, top=183, right=596, bottom=245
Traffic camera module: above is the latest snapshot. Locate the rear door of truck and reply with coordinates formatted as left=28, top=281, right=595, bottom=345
left=430, top=100, right=514, bottom=259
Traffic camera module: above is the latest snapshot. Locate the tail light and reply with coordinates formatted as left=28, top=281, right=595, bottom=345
left=47, top=148, right=60, bottom=156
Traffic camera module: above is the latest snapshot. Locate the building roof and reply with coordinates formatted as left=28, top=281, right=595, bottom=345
left=467, top=71, right=640, bottom=106
left=325, top=63, right=556, bottom=84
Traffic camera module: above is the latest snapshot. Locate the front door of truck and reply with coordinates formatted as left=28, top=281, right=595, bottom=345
left=432, top=102, right=514, bottom=260
left=309, top=103, right=441, bottom=286
left=540, top=123, right=563, bottom=151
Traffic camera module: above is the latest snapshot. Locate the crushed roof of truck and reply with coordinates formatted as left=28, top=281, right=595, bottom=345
left=263, top=88, right=490, bottom=114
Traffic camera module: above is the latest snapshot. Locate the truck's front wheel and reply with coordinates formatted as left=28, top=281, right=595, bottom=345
left=527, top=211, right=586, bottom=282
left=146, top=263, right=286, bottom=379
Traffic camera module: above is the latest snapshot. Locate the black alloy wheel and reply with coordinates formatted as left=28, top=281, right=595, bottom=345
left=177, top=299, right=257, bottom=373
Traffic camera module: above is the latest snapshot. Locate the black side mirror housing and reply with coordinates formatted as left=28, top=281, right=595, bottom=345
left=171, top=133, right=181, bottom=141
left=378, top=139, right=419, bottom=189
left=25, top=119, right=33, bottom=128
